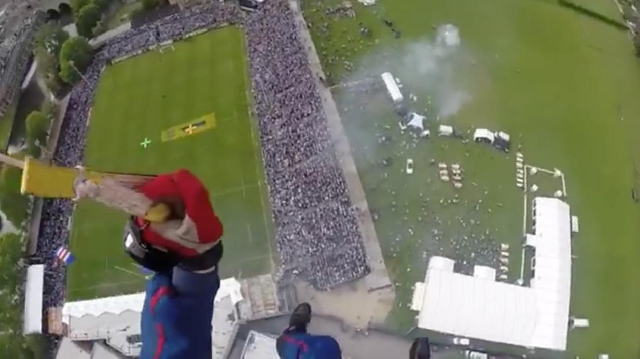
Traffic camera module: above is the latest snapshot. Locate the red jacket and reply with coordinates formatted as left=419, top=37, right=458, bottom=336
left=137, top=169, right=223, bottom=257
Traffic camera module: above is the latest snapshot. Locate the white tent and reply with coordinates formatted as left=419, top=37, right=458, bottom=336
left=24, top=264, right=44, bottom=334
left=413, top=198, right=572, bottom=351
left=429, top=256, right=455, bottom=271
left=381, top=72, right=403, bottom=103
left=438, top=125, right=454, bottom=136
left=473, top=128, right=494, bottom=143
left=407, top=112, right=426, bottom=131
left=473, top=265, right=496, bottom=280
left=496, top=131, right=510, bottom=142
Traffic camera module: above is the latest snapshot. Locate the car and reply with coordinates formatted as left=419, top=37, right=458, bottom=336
left=406, top=158, right=414, bottom=174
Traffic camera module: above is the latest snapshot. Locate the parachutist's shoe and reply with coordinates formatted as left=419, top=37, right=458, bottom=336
left=288, top=302, right=312, bottom=332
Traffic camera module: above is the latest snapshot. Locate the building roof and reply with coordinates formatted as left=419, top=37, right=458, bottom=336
left=62, top=278, right=243, bottom=357
left=240, top=331, right=279, bottom=359
left=56, top=337, right=90, bottom=359
left=90, top=342, right=126, bottom=359
left=24, top=264, right=44, bottom=334
left=411, top=198, right=572, bottom=351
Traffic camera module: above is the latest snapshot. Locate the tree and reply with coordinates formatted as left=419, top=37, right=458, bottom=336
left=92, top=18, right=106, bottom=38
left=0, top=166, right=22, bottom=195
left=34, top=48, right=57, bottom=77
left=59, top=37, right=92, bottom=84
left=90, top=0, right=109, bottom=12
left=75, top=4, right=102, bottom=38
left=33, top=24, right=69, bottom=95
left=34, top=23, right=69, bottom=58
left=25, top=111, right=49, bottom=146
left=44, top=72, right=65, bottom=96
left=0, top=233, right=23, bottom=289
left=142, top=0, right=159, bottom=11
left=71, top=0, right=91, bottom=16
left=0, top=165, right=28, bottom=226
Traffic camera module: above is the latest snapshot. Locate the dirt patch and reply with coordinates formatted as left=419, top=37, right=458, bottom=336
left=295, top=280, right=395, bottom=328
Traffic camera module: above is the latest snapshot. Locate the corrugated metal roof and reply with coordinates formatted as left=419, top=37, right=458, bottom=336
left=62, top=277, right=243, bottom=358
left=90, top=342, right=126, bottom=359
left=56, top=337, right=90, bottom=359
left=241, top=331, right=279, bottom=359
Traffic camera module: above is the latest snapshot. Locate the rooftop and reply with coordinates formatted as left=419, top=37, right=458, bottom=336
left=240, top=331, right=279, bottom=359
left=61, top=278, right=244, bottom=358
left=411, top=197, right=572, bottom=351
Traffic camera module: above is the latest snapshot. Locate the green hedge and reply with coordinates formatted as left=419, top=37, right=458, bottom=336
left=0, top=233, right=31, bottom=358
left=0, top=164, right=29, bottom=228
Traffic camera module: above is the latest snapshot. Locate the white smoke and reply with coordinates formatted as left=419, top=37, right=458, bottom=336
left=342, top=24, right=472, bottom=121
left=398, top=24, right=470, bottom=120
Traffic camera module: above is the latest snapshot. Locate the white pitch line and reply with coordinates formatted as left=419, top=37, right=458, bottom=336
left=115, top=266, right=145, bottom=279
left=247, top=224, right=253, bottom=243
left=243, top=75, right=275, bottom=273
left=240, top=175, right=247, bottom=198
left=211, top=183, right=259, bottom=198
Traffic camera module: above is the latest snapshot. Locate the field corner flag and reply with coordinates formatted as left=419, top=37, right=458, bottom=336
left=55, top=246, right=76, bottom=266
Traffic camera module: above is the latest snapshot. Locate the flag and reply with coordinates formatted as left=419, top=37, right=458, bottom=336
left=55, top=246, right=75, bottom=266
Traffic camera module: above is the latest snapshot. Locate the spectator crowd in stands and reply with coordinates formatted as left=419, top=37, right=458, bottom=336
left=35, top=0, right=370, bottom=355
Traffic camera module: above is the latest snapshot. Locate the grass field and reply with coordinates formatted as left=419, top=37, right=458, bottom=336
left=302, top=0, right=640, bottom=357
left=68, top=27, right=275, bottom=301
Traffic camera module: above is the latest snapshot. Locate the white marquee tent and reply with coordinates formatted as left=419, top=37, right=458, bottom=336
left=381, top=72, right=403, bottom=103
left=23, top=264, right=44, bottom=334
left=412, top=198, right=572, bottom=351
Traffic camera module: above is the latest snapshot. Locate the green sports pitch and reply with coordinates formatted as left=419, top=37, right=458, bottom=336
left=67, top=26, right=275, bottom=300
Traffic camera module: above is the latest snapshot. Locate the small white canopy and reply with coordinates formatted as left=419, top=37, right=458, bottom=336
left=381, top=72, right=403, bottom=103
left=438, top=125, right=454, bottom=136
left=473, top=128, right=494, bottom=143
left=429, top=256, right=455, bottom=271
left=24, top=264, right=44, bottom=334
left=407, top=113, right=426, bottom=130
left=570, top=317, right=589, bottom=328
left=496, top=131, right=510, bottom=141
left=411, top=282, right=426, bottom=311
left=473, top=265, right=497, bottom=280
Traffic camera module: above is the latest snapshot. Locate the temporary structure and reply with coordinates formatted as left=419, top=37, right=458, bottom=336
left=438, top=125, right=454, bottom=136
left=473, top=128, right=494, bottom=144
left=407, top=112, right=426, bottom=131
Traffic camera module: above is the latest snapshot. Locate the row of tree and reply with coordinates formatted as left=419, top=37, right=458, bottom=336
left=34, top=23, right=93, bottom=94
left=71, top=0, right=110, bottom=38
left=0, top=232, right=44, bottom=359
left=71, top=0, right=163, bottom=39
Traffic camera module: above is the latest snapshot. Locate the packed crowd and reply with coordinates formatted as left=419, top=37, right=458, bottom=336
left=247, top=0, right=370, bottom=289
left=36, top=2, right=371, bottom=351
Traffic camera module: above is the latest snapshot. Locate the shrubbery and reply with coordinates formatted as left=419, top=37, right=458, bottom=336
left=58, top=37, right=93, bottom=85
left=33, top=23, right=69, bottom=97
left=0, top=234, right=43, bottom=359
